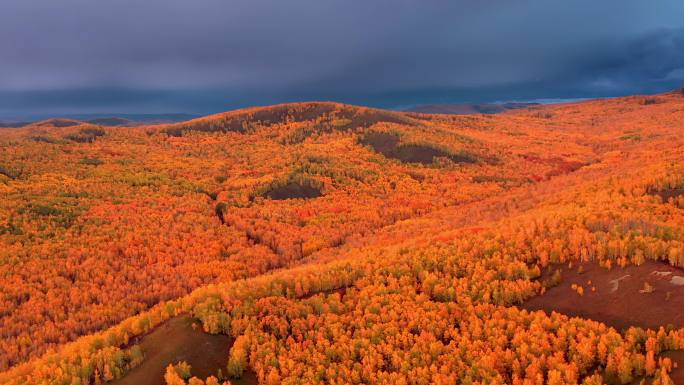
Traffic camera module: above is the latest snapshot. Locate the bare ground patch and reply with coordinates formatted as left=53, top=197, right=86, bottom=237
left=108, top=316, right=256, bottom=385
left=522, top=260, right=684, bottom=331
left=522, top=261, right=684, bottom=383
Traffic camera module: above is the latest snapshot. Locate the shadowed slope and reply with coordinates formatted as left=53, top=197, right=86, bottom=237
left=163, top=102, right=419, bottom=137
left=359, top=131, right=479, bottom=165
left=34, top=118, right=84, bottom=128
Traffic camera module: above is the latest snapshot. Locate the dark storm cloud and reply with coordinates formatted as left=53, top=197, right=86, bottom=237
left=1, top=0, right=683, bottom=118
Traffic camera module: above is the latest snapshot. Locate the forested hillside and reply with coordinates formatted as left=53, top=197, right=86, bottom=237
left=1, top=91, right=684, bottom=385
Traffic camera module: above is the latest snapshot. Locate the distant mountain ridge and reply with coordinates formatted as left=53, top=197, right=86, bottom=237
left=406, top=102, right=539, bottom=114
left=74, top=113, right=199, bottom=124
left=0, top=121, right=31, bottom=128
left=0, top=113, right=198, bottom=128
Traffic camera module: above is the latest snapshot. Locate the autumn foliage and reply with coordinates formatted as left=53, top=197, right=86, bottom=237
left=1, top=92, right=684, bottom=384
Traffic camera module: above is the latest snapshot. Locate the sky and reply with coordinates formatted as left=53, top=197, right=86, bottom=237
left=1, top=0, right=684, bottom=119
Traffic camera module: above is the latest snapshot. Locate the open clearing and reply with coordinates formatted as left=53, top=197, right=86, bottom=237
left=110, top=316, right=256, bottom=385
left=522, top=260, right=684, bottom=331
left=522, top=261, right=684, bottom=383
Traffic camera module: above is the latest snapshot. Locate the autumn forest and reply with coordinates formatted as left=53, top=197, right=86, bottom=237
left=1, top=89, right=684, bottom=385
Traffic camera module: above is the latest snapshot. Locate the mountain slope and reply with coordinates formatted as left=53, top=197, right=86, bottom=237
left=1, top=91, right=684, bottom=385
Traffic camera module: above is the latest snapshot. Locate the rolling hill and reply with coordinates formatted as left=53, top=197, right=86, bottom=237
left=1, top=90, right=684, bottom=385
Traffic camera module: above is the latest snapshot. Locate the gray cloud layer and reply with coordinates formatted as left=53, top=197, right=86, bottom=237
left=1, top=0, right=684, bottom=117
